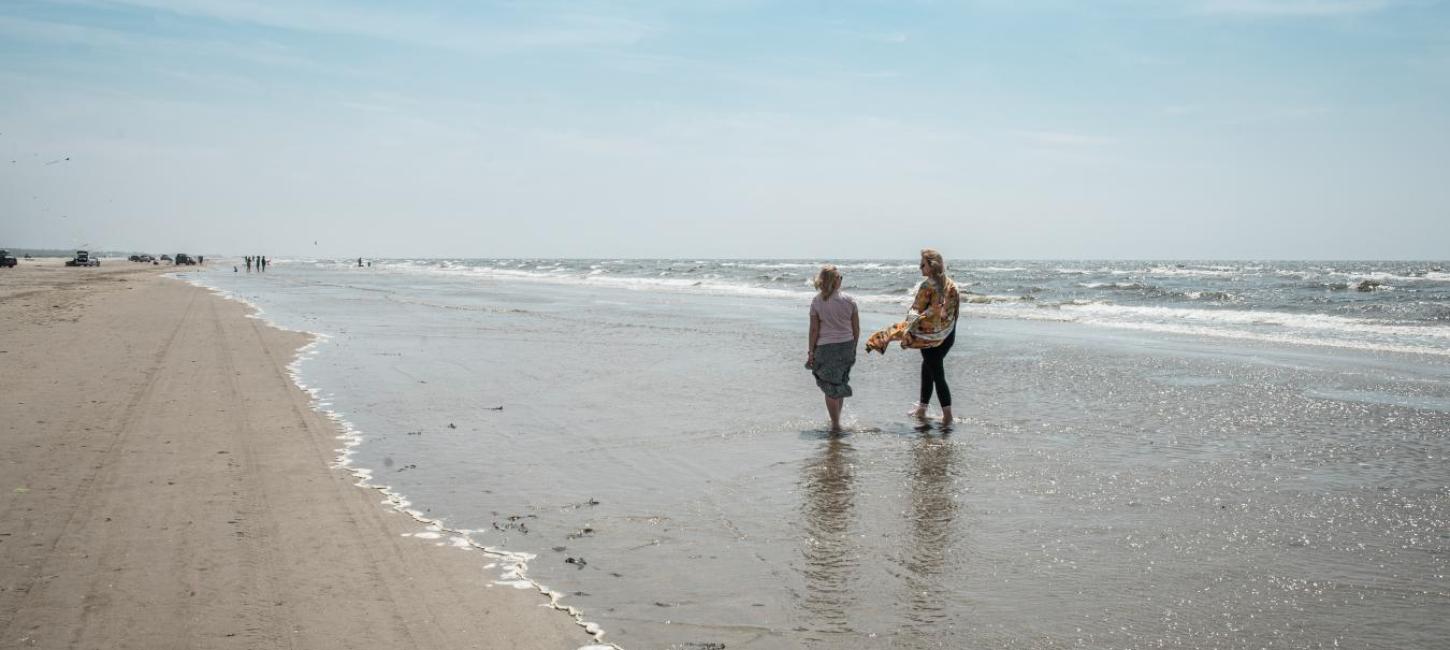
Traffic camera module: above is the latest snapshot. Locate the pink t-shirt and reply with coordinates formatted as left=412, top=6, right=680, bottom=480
left=811, top=292, right=858, bottom=345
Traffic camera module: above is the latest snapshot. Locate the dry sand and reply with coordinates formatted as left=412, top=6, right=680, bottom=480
left=0, top=260, right=597, bottom=649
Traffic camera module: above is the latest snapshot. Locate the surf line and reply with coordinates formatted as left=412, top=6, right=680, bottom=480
left=180, top=274, right=619, bottom=650
left=340, top=460, right=616, bottom=649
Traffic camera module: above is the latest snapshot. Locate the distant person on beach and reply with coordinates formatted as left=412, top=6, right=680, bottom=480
left=358, top=257, right=363, bottom=268
left=245, top=256, right=252, bottom=272
left=806, top=264, right=859, bottom=432
left=865, top=249, right=961, bottom=423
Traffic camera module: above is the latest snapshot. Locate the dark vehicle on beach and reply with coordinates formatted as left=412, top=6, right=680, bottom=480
left=0, top=250, right=16, bottom=268
left=174, top=254, right=196, bottom=265
left=159, top=254, right=172, bottom=262
left=128, top=254, right=155, bottom=263
left=65, top=250, right=100, bottom=267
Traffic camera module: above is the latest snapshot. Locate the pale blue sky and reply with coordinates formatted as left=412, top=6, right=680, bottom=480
left=2, top=0, right=1447, bottom=258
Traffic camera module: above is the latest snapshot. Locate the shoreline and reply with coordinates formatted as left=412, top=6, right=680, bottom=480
left=175, top=271, right=614, bottom=643
left=0, top=262, right=600, bottom=649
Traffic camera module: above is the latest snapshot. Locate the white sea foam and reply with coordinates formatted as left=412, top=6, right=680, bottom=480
left=359, top=259, right=827, bottom=303
left=1063, top=303, right=1450, bottom=339
left=1338, top=270, right=1450, bottom=284
left=975, top=302, right=1450, bottom=357
left=1141, top=266, right=1241, bottom=277
left=1078, top=282, right=1148, bottom=290
left=968, top=266, right=1028, bottom=273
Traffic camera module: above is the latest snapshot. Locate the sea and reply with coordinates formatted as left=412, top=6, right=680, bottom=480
left=181, top=259, right=1450, bottom=649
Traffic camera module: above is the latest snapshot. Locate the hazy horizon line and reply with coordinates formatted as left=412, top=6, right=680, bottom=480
left=5, top=248, right=1446, bottom=264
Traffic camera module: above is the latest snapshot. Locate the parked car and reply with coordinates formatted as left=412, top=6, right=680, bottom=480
left=174, top=253, right=196, bottom=265
left=159, top=254, right=172, bottom=262
left=128, top=254, right=155, bottom=263
left=65, top=250, right=100, bottom=267
left=0, top=249, right=17, bottom=268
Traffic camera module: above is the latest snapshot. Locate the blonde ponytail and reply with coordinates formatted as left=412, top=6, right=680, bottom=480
left=813, top=264, right=843, bottom=299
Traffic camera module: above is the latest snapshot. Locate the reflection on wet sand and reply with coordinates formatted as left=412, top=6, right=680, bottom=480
left=795, top=428, right=963, bottom=647
left=797, top=436, right=859, bottom=643
left=896, top=429, right=961, bottom=647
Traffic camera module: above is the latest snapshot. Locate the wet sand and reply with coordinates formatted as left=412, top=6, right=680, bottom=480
left=0, top=261, right=594, bottom=649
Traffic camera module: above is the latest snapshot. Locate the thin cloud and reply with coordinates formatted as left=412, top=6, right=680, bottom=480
left=1219, top=105, right=1333, bottom=125
left=0, top=13, right=355, bottom=74
left=1013, top=130, right=1117, bottom=147
left=1193, top=0, right=1395, bottom=16
left=832, top=27, right=910, bottom=44
left=66, top=0, right=657, bottom=53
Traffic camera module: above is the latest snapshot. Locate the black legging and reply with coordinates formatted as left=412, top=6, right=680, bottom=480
left=919, top=327, right=956, bottom=407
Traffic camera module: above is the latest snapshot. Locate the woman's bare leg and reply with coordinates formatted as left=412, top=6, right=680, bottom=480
left=825, top=396, right=843, bottom=431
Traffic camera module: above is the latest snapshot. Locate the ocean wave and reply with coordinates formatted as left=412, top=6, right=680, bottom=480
left=1185, top=291, right=1235, bottom=302
left=972, top=301, right=1450, bottom=356
left=999, top=310, right=1450, bottom=357
left=1076, top=282, right=1234, bottom=302
left=717, top=261, right=816, bottom=270
left=963, top=293, right=1030, bottom=304
left=1141, top=266, right=1243, bottom=277
left=1343, top=271, right=1450, bottom=284
left=1076, top=304, right=1450, bottom=338
left=1078, top=282, right=1151, bottom=290
left=364, top=259, right=827, bottom=301
left=967, top=266, right=1028, bottom=273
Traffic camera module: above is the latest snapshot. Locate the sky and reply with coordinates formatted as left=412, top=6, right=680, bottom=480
left=1, top=0, right=1447, bottom=259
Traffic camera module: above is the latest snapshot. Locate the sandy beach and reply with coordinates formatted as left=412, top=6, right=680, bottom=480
left=0, top=261, right=594, bottom=649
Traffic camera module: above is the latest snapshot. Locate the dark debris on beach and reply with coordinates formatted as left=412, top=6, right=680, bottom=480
left=491, top=513, right=536, bottom=534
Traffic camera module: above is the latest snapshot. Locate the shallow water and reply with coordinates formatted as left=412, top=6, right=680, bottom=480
left=185, top=262, right=1450, bottom=649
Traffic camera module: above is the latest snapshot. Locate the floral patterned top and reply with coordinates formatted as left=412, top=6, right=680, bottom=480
left=903, top=278, right=960, bottom=348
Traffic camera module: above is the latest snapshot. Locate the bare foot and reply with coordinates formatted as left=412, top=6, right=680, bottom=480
left=908, top=403, right=927, bottom=419
left=941, top=407, right=953, bottom=423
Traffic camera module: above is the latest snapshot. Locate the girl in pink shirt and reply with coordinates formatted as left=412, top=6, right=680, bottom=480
left=806, top=265, right=860, bottom=432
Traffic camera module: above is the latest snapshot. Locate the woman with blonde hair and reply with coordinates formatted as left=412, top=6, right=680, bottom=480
left=865, top=249, right=961, bottom=423
left=806, top=264, right=860, bottom=432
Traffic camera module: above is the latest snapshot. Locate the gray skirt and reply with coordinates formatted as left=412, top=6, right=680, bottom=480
left=812, top=341, right=856, bottom=399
